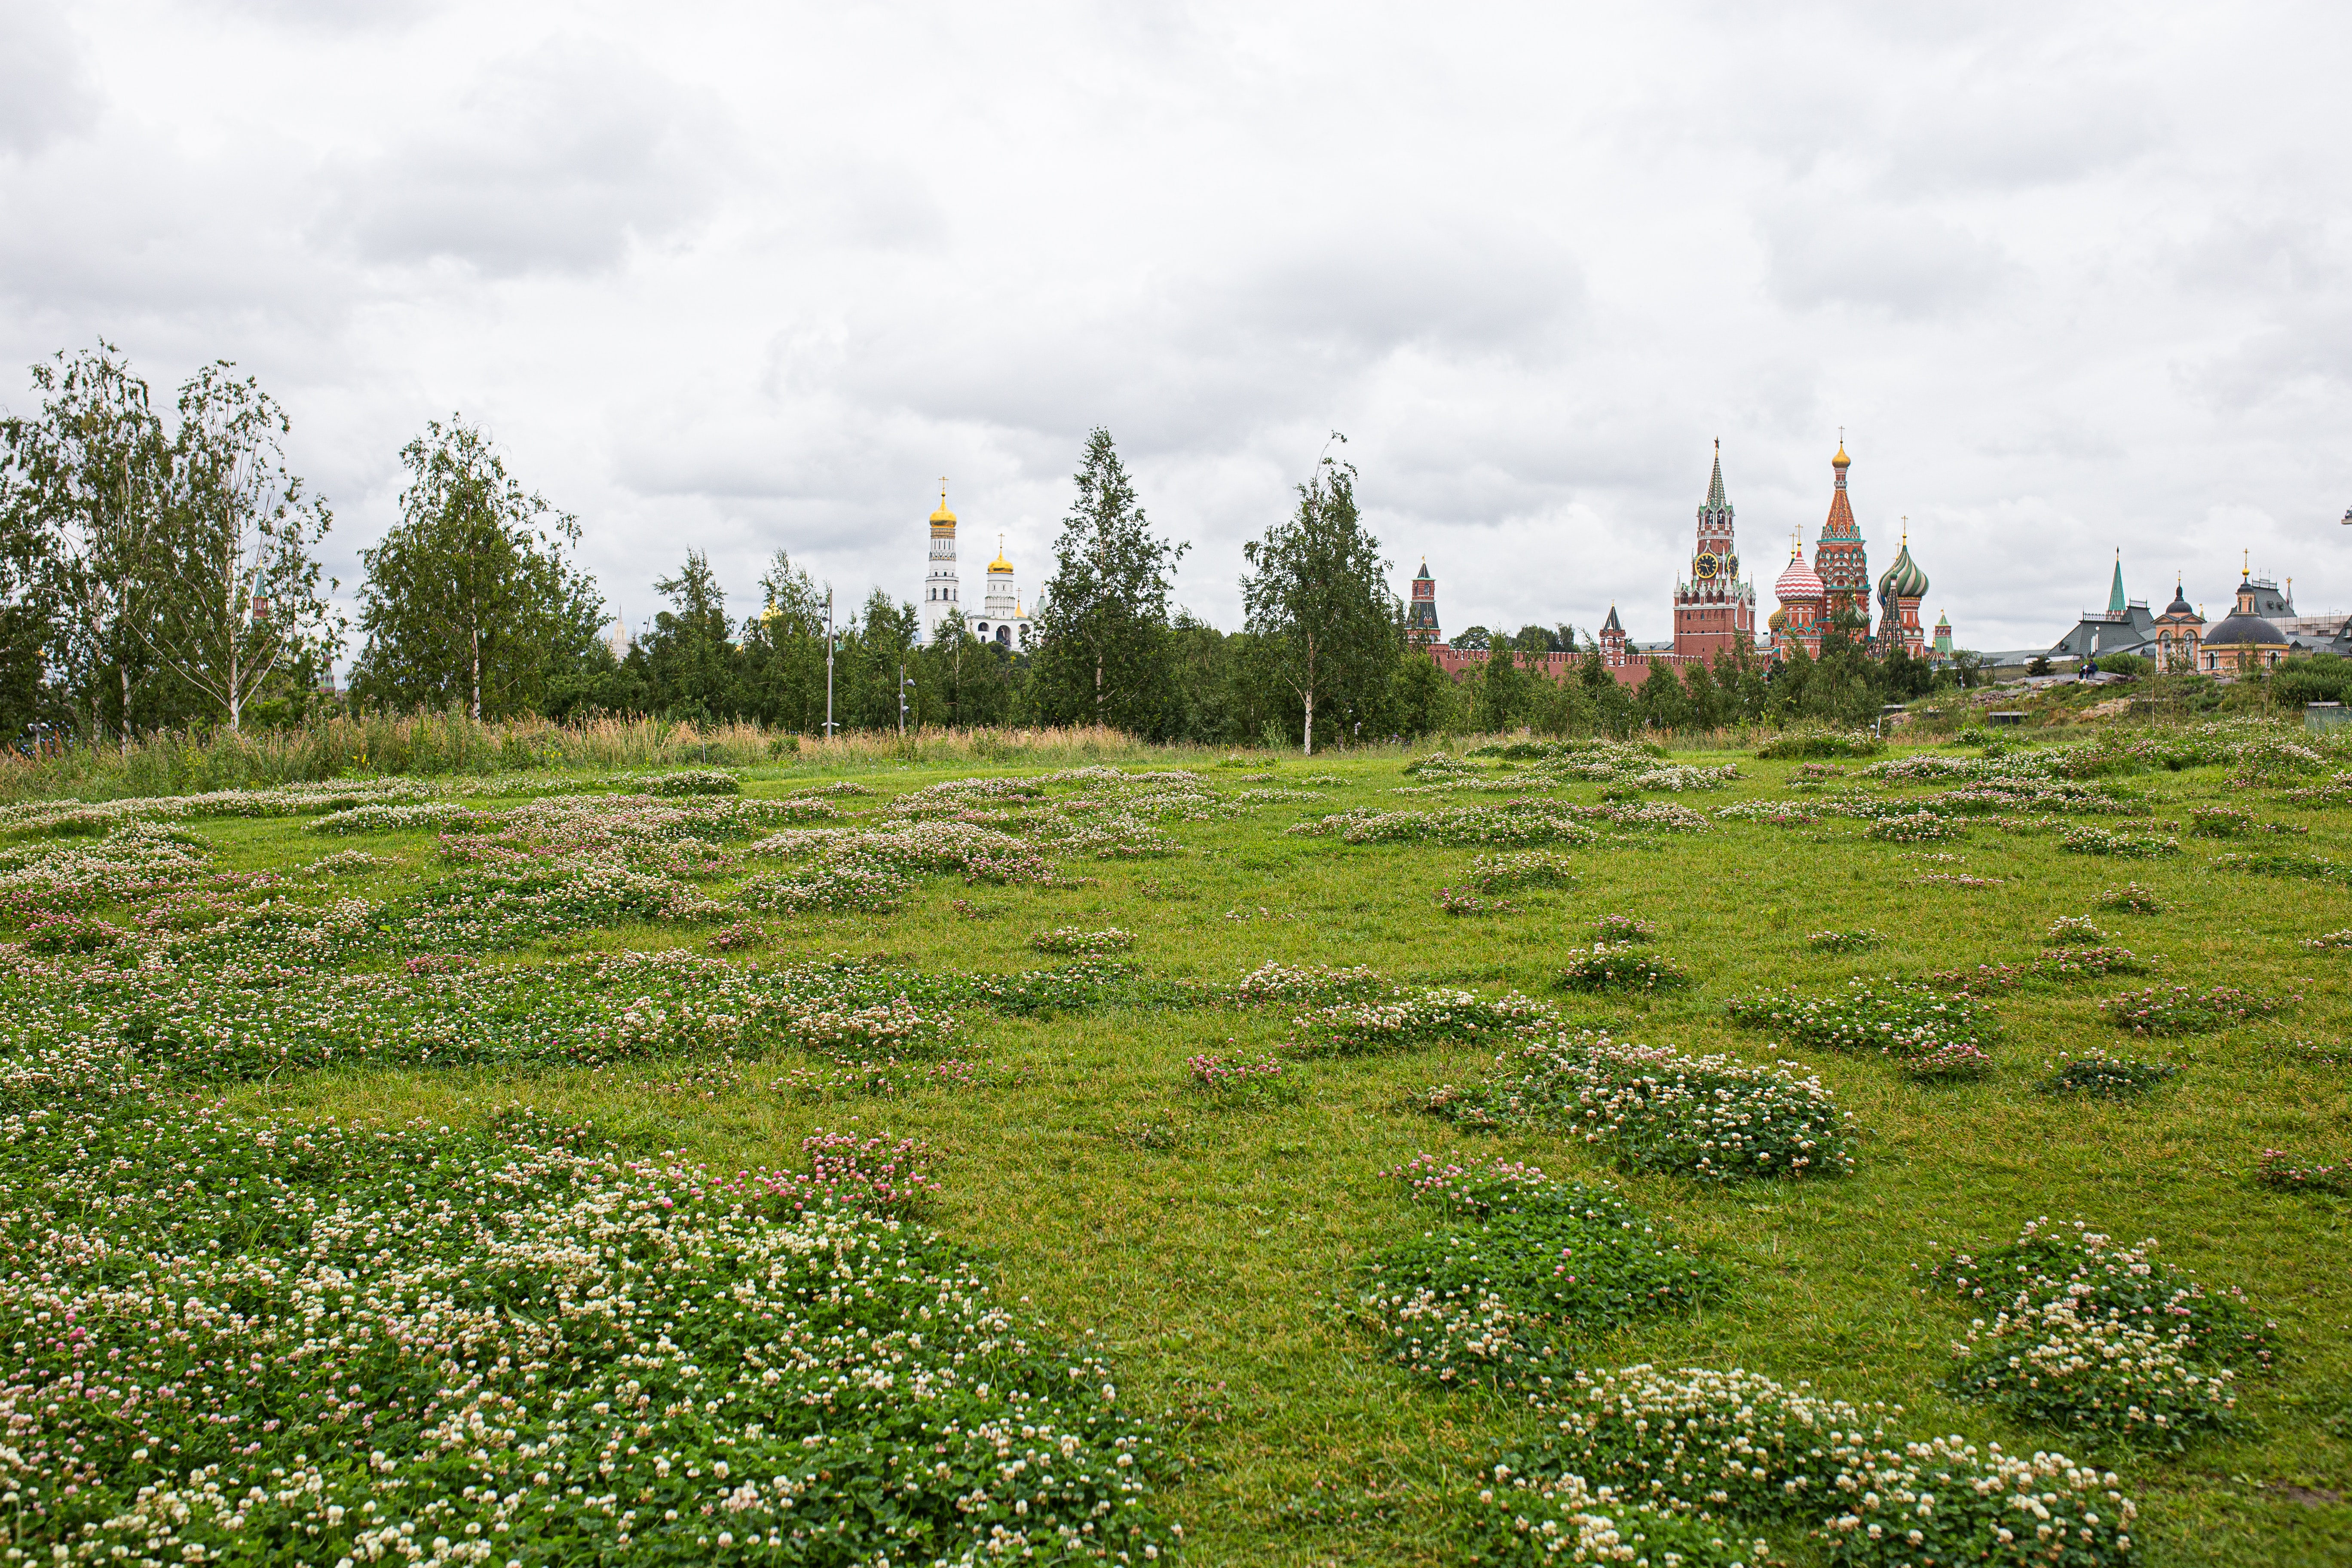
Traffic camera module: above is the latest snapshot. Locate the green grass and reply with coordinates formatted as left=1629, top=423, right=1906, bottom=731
left=20, top=744, right=2352, bottom=1563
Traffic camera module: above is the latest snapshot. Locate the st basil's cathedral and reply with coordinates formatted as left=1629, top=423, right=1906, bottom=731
left=1766, top=440, right=1948, bottom=665
left=1414, top=440, right=1951, bottom=689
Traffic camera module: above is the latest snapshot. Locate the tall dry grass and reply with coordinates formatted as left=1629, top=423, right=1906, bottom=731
left=0, top=713, right=1321, bottom=802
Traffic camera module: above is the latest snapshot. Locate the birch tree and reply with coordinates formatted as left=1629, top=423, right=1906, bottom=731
left=350, top=418, right=604, bottom=720
left=1240, top=439, right=1401, bottom=754
left=146, top=363, right=336, bottom=732
left=0, top=344, right=167, bottom=741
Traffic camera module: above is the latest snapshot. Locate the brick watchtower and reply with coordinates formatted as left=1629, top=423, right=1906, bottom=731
left=1406, top=559, right=1441, bottom=645
left=1671, top=441, right=1754, bottom=662
left=1597, top=604, right=1629, bottom=667
left=1813, top=438, right=1871, bottom=640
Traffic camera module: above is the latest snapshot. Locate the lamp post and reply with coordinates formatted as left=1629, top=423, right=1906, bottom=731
left=899, top=662, right=915, bottom=738
left=823, top=589, right=836, bottom=739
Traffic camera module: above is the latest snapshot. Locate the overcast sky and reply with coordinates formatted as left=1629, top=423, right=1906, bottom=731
left=3, top=0, right=2348, bottom=661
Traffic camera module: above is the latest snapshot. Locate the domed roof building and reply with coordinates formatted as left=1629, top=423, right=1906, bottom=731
left=2152, top=576, right=2203, bottom=671
left=1771, top=538, right=1826, bottom=658
left=1874, top=526, right=1930, bottom=658
left=2202, top=555, right=2289, bottom=673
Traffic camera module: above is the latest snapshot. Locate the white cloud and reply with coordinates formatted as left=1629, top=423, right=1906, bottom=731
left=0, top=0, right=2347, bottom=658
left=319, top=39, right=729, bottom=277
left=0, top=0, right=98, bottom=155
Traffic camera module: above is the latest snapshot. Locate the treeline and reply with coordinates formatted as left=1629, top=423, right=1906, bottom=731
left=2, top=345, right=1978, bottom=753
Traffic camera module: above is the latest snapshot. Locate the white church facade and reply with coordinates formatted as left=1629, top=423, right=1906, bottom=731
left=924, top=485, right=1034, bottom=650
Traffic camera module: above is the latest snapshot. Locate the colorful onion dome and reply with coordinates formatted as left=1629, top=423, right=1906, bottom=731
left=1876, top=538, right=1929, bottom=600
left=1767, top=605, right=1788, bottom=631
left=1832, top=441, right=1850, bottom=469
left=1774, top=547, right=1824, bottom=602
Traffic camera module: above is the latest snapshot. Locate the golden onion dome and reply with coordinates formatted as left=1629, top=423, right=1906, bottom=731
left=930, top=479, right=956, bottom=525
left=989, top=533, right=1013, bottom=573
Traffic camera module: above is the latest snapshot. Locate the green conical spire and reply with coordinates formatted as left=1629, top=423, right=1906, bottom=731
left=2107, top=551, right=2125, bottom=616
left=1706, top=440, right=1727, bottom=511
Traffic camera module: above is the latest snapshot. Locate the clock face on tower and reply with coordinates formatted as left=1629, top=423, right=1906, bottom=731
left=1694, top=551, right=1721, bottom=581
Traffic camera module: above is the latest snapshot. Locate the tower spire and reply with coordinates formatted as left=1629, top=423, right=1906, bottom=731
left=2107, top=550, right=2125, bottom=616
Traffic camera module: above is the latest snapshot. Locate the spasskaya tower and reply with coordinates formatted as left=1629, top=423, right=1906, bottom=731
left=1672, top=441, right=1755, bottom=662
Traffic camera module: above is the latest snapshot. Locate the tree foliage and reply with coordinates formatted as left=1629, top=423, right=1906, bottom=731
left=1032, top=429, right=1186, bottom=731
left=350, top=419, right=604, bottom=721
left=1240, top=442, right=1402, bottom=753
left=0, top=344, right=338, bottom=739
left=146, top=364, right=337, bottom=732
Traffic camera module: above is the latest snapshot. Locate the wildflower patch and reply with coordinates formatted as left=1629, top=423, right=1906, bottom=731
left=1513, top=1364, right=2141, bottom=1568
left=1927, top=1219, right=2272, bottom=1448
left=1557, top=943, right=1691, bottom=993
left=2101, top=983, right=2295, bottom=1035
left=1420, top=1031, right=1856, bottom=1181
left=0, top=1105, right=1176, bottom=1564
left=2254, top=1148, right=2352, bottom=1195
left=1468, top=849, right=1580, bottom=892
left=1726, top=978, right=1998, bottom=1066
left=2214, top=848, right=2352, bottom=885
left=1865, top=810, right=1965, bottom=843
left=1357, top=1158, right=1724, bottom=1388
left=2037, top=1050, right=2179, bottom=1099
left=1030, top=926, right=1137, bottom=955
left=2061, top=824, right=2181, bottom=858
left=1288, top=988, right=1557, bottom=1056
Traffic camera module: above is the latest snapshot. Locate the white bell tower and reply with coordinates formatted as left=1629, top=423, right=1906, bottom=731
left=923, top=479, right=960, bottom=634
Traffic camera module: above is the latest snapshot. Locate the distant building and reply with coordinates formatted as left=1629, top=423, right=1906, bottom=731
left=1874, top=527, right=1929, bottom=658
left=1670, top=442, right=1755, bottom=662
left=1407, top=560, right=1441, bottom=644
left=2153, top=578, right=2202, bottom=670
left=2046, top=553, right=2157, bottom=663
left=2202, top=556, right=2291, bottom=674
left=924, top=482, right=962, bottom=632
left=968, top=534, right=1033, bottom=651
left=915, top=484, right=1033, bottom=650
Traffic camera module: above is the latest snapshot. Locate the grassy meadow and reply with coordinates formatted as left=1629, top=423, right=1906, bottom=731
left=6, top=731, right=2350, bottom=1566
